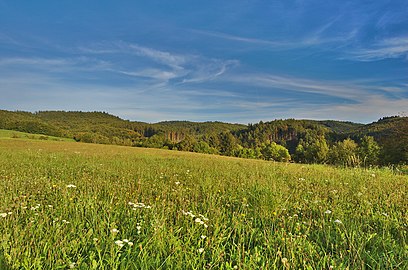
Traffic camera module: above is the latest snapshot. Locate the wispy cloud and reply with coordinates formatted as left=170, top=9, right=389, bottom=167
left=1, top=65, right=405, bottom=124
left=191, top=29, right=289, bottom=47
left=192, top=24, right=358, bottom=51
left=125, top=43, right=186, bottom=70
left=118, top=69, right=179, bottom=81
left=0, top=56, right=112, bottom=73
left=225, top=73, right=371, bottom=101
left=179, top=59, right=239, bottom=84
left=348, top=36, right=408, bottom=61
left=79, top=41, right=187, bottom=70
left=301, top=96, right=408, bottom=123
left=79, top=41, right=239, bottom=84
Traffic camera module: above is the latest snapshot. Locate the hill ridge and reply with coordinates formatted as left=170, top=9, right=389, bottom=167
left=0, top=109, right=406, bottom=164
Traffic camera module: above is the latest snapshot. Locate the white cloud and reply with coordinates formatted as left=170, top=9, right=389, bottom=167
left=192, top=25, right=358, bottom=51
left=179, top=59, right=239, bottom=84
left=125, top=43, right=186, bottom=70
left=0, top=57, right=73, bottom=67
left=0, top=56, right=112, bottom=73
left=2, top=67, right=405, bottom=124
left=191, top=29, right=289, bottom=47
left=226, top=73, right=370, bottom=100
left=118, top=69, right=179, bottom=81
left=78, top=41, right=239, bottom=84
left=300, top=96, right=408, bottom=123
left=348, top=36, right=408, bottom=61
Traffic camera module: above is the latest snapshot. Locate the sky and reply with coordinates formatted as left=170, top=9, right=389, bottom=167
left=0, top=0, right=407, bottom=124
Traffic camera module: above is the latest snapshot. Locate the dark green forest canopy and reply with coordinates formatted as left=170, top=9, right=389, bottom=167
left=0, top=110, right=406, bottom=165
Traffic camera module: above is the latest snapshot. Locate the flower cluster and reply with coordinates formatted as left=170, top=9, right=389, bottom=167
left=115, top=239, right=133, bottom=248
left=128, top=202, right=151, bottom=209
left=136, top=222, right=142, bottom=234
left=182, top=210, right=209, bottom=228
left=0, top=212, right=12, bottom=218
left=30, top=204, right=41, bottom=211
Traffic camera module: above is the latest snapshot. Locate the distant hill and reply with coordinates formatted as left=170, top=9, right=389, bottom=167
left=0, top=110, right=245, bottom=145
left=318, top=120, right=364, bottom=134
left=0, top=109, right=406, bottom=164
left=348, top=116, right=408, bottom=164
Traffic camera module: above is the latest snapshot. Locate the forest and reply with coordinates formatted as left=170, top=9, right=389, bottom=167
left=0, top=110, right=407, bottom=166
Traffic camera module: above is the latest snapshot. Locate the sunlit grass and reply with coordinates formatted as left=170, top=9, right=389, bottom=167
left=0, top=139, right=407, bottom=269
left=0, top=129, right=74, bottom=142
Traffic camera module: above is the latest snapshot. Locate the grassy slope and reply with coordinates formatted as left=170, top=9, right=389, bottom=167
left=0, top=140, right=406, bottom=269
left=0, top=129, right=74, bottom=142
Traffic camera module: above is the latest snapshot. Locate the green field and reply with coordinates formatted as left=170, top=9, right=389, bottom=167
left=0, top=129, right=74, bottom=142
left=0, top=138, right=406, bottom=269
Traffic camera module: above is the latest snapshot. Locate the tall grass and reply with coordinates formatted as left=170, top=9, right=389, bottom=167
left=0, top=139, right=407, bottom=269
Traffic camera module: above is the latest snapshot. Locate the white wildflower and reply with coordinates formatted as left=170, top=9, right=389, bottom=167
left=182, top=210, right=196, bottom=218
left=115, top=240, right=124, bottom=248
left=334, top=219, right=343, bottom=224
left=122, top=239, right=129, bottom=243
left=195, top=218, right=203, bottom=224
left=324, top=210, right=332, bottom=214
left=199, top=214, right=209, bottom=221
left=69, top=262, right=76, bottom=269
left=128, top=241, right=134, bottom=246
left=130, top=202, right=152, bottom=209
left=198, top=248, right=204, bottom=253
left=175, top=181, right=180, bottom=185
left=201, top=235, right=207, bottom=239
left=111, top=228, right=119, bottom=234
left=66, top=184, right=77, bottom=188
left=0, top=213, right=7, bottom=218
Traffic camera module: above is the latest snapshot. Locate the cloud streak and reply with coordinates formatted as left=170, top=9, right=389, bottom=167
left=348, top=36, right=408, bottom=61
left=78, top=41, right=239, bottom=84
left=225, top=73, right=372, bottom=101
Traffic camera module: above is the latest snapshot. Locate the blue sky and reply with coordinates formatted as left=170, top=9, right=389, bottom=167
left=0, top=0, right=407, bottom=123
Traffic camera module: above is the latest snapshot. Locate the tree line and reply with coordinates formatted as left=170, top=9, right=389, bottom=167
left=0, top=110, right=406, bottom=166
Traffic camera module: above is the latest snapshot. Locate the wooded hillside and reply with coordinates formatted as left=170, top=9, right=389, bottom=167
left=1, top=110, right=406, bottom=165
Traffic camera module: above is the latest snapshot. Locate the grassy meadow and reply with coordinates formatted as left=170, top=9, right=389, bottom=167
left=0, top=137, right=407, bottom=269
left=0, top=129, right=74, bottom=142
